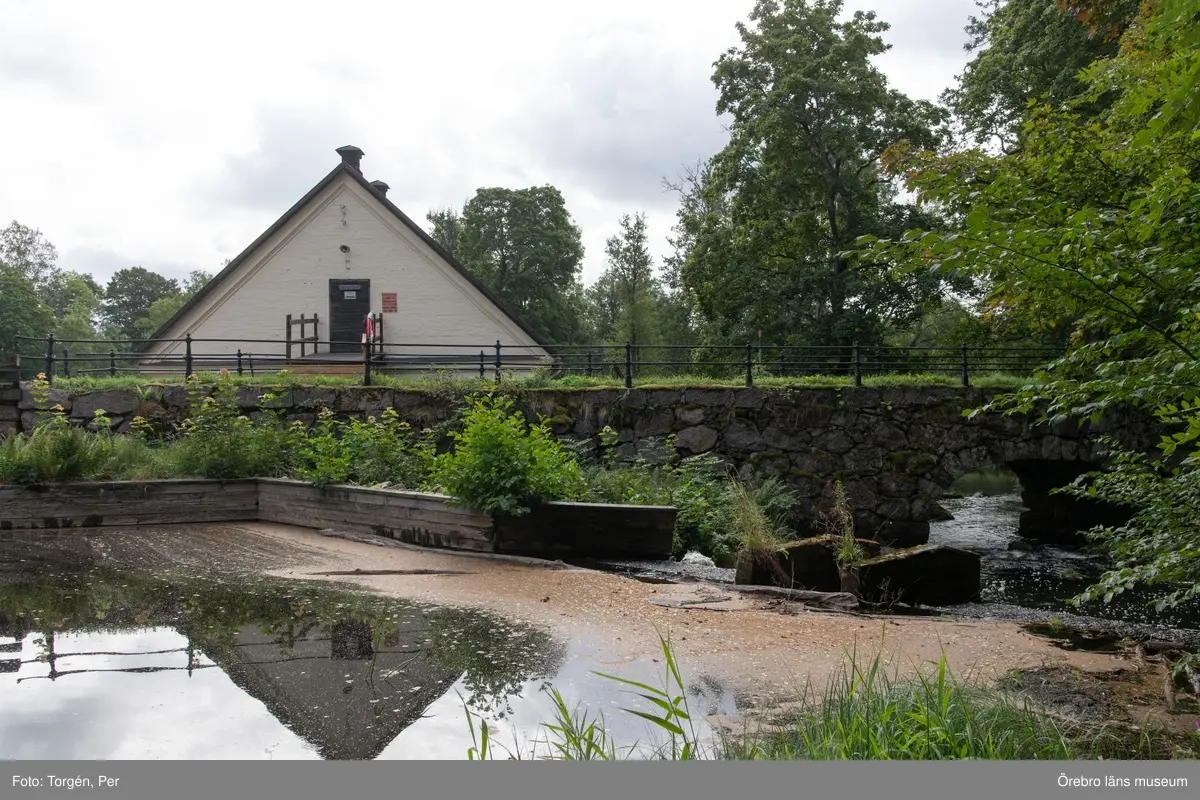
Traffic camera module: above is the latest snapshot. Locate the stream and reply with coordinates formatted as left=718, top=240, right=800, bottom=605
left=582, top=487, right=1200, bottom=648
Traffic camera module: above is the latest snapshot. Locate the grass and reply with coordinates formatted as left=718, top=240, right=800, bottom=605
left=464, top=634, right=1162, bottom=761
left=43, top=369, right=1039, bottom=393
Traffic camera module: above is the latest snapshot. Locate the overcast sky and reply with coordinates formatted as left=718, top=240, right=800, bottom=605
left=0, top=0, right=981, bottom=289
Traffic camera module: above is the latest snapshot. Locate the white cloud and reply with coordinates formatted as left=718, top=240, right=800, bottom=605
left=0, top=0, right=979, bottom=289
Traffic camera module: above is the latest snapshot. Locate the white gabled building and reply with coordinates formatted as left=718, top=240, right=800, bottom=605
left=142, top=145, right=551, bottom=376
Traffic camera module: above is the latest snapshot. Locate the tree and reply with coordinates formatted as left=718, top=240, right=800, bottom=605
left=659, top=160, right=719, bottom=347
left=942, top=0, right=1139, bottom=150
left=0, top=266, right=53, bottom=356
left=42, top=271, right=104, bottom=320
left=586, top=213, right=664, bottom=356
left=101, top=267, right=179, bottom=340
left=425, top=206, right=465, bottom=259
left=456, top=186, right=586, bottom=344
left=132, top=270, right=213, bottom=339
left=133, top=270, right=213, bottom=339
left=0, top=221, right=59, bottom=287
left=865, top=0, right=1200, bottom=608
left=680, top=0, right=960, bottom=351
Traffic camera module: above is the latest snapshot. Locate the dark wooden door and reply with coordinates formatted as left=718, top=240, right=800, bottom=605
left=329, top=279, right=371, bottom=353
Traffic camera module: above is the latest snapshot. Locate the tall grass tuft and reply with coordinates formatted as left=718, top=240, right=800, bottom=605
left=729, top=644, right=1082, bottom=760
left=462, top=635, right=1129, bottom=761
left=728, top=477, right=792, bottom=553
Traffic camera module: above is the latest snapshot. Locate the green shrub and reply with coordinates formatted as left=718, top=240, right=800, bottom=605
left=428, top=393, right=584, bottom=516
left=294, top=407, right=433, bottom=488
left=169, top=373, right=301, bottom=480
left=0, top=413, right=113, bottom=484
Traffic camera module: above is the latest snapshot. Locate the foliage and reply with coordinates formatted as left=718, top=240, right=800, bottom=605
left=463, top=634, right=1130, bottom=761
left=864, top=0, right=1200, bottom=608
left=447, top=186, right=587, bottom=344
left=133, top=270, right=213, bottom=339
left=584, top=212, right=664, bottom=355
left=0, top=220, right=58, bottom=287
left=731, top=646, right=1089, bottom=760
left=727, top=476, right=794, bottom=552
left=428, top=394, right=585, bottom=516
left=0, top=410, right=113, bottom=485
left=0, top=266, right=53, bottom=355
left=426, top=205, right=467, bottom=260
left=677, top=0, right=962, bottom=349
left=100, top=266, right=180, bottom=340
left=943, top=0, right=1138, bottom=149
left=574, top=430, right=798, bottom=561
left=169, top=373, right=301, bottom=480
left=294, top=407, right=434, bottom=488
left=820, top=480, right=867, bottom=567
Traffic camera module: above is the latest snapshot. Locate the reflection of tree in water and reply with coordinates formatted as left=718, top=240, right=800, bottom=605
left=422, top=607, right=566, bottom=719
left=0, top=566, right=566, bottom=722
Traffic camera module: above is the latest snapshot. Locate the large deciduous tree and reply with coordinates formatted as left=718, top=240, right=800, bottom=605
left=453, top=186, right=586, bottom=344
left=0, top=221, right=59, bottom=287
left=866, top=0, right=1200, bottom=608
left=680, top=0, right=959, bottom=351
left=134, top=270, right=214, bottom=339
left=425, top=206, right=466, bottom=260
left=101, top=267, right=179, bottom=340
left=942, top=0, right=1139, bottom=150
left=0, top=266, right=53, bottom=356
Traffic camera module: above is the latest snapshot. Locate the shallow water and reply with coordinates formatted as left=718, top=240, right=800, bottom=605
left=586, top=493, right=1200, bottom=645
left=929, top=494, right=1200, bottom=643
left=0, top=550, right=737, bottom=760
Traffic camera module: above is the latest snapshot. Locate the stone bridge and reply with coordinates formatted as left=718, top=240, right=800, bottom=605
left=0, top=377, right=1155, bottom=546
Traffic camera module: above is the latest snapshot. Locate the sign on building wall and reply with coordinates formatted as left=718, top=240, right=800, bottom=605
left=382, top=292, right=398, bottom=313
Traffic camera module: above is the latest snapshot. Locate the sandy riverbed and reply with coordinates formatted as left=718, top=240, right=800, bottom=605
left=147, top=521, right=1128, bottom=701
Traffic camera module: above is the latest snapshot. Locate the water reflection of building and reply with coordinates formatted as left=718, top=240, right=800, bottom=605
left=208, top=618, right=463, bottom=760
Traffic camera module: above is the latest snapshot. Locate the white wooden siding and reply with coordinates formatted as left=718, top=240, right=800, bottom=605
left=145, top=172, right=548, bottom=367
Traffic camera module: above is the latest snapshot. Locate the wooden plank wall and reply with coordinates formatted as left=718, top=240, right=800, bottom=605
left=494, top=501, right=676, bottom=559
left=0, top=480, right=259, bottom=529
left=257, top=479, right=496, bottom=553
left=0, top=479, right=676, bottom=560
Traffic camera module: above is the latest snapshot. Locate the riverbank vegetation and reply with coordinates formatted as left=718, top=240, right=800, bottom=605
left=0, top=371, right=803, bottom=562
left=463, top=635, right=1191, bottom=761
left=862, top=0, right=1200, bottom=612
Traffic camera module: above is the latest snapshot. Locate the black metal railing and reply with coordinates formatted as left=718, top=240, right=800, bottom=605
left=14, top=335, right=1063, bottom=389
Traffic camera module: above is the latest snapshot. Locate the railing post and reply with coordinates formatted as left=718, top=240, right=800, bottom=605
left=44, top=334, right=55, bottom=385
left=624, top=341, right=632, bottom=389
left=586, top=350, right=593, bottom=377
left=479, top=350, right=486, bottom=380
left=62, top=348, right=70, bottom=379
left=109, top=348, right=116, bottom=377
left=184, top=334, right=193, bottom=379
left=285, top=314, right=293, bottom=361
left=362, top=338, right=372, bottom=387
left=961, top=344, right=969, bottom=388
left=853, top=341, right=861, bottom=387
left=494, top=340, right=502, bottom=383
left=778, top=352, right=785, bottom=377
left=237, top=349, right=244, bottom=376
left=745, top=343, right=753, bottom=387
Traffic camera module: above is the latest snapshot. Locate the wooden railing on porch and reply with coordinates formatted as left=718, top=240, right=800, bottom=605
left=285, top=314, right=320, bottom=360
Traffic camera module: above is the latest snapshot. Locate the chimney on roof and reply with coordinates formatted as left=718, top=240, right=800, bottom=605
left=369, top=180, right=390, bottom=197
left=335, top=145, right=364, bottom=172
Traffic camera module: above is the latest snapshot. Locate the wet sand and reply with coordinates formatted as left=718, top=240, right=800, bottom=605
left=202, top=521, right=1135, bottom=700
left=7, top=520, right=1136, bottom=702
